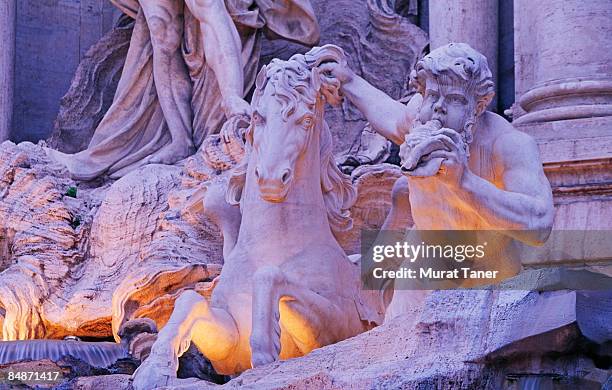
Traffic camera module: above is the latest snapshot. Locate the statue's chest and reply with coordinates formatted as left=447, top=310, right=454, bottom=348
left=407, top=179, right=478, bottom=229
left=407, top=161, right=498, bottom=230
left=468, top=142, right=500, bottom=184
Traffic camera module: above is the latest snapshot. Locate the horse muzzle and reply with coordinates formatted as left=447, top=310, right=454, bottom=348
left=255, top=166, right=293, bottom=202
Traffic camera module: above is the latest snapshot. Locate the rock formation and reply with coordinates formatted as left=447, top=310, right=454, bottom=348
left=0, top=139, right=225, bottom=341
left=47, top=15, right=135, bottom=154
left=192, top=287, right=611, bottom=389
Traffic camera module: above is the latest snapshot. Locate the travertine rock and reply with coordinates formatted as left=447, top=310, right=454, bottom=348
left=336, top=124, right=394, bottom=175
left=45, top=162, right=220, bottom=340
left=68, top=374, right=133, bottom=390
left=335, top=163, right=404, bottom=255
left=0, top=141, right=85, bottom=340
left=156, top=288, right=609, bottom=389
left=0, top=139, right=226, bottom=341
left=47, top=15, right=135, bottom=154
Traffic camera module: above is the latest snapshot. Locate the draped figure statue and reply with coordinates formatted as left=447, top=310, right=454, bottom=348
left=47, top=0, right=319, bottom=180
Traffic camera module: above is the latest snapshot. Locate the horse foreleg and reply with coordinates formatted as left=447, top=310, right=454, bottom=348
left=132, top=290, right=237, bottom=390
left=250, top=266, right=354, bottom=368
left=250, top=266, right=285, bottom=367
left=279, top=289, right=362, bottom=355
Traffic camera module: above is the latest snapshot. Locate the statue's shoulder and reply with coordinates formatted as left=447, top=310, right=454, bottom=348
left=484, top=111, right=537, bottom=149
left=483, top=111, right=541, bottom=167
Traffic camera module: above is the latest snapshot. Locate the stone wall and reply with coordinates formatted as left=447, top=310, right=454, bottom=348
left=11, top=0, right=119, bottom=142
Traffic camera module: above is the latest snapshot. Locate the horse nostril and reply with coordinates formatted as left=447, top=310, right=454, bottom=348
left=281, top=169, right=292, bottom=185
left=255, top=167, right=261, bottom=180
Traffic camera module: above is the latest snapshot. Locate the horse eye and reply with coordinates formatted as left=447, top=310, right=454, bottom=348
left=300, top=116, right=313, bottom=130
left=252, top=112, right=264, bottom=125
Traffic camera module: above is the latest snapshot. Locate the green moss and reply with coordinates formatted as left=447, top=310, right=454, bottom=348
left=65, top=186, right=77, bottom=198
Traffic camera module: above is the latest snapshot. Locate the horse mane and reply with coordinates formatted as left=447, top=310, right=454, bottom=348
left=227, top=48, right=356, bottom=235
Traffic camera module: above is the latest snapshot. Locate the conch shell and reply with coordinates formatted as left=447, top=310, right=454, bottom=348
left=399, top=119, right=447, bottom=177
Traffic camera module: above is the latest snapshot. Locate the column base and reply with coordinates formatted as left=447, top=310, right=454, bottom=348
left=515, top=78, right=612, bottom=125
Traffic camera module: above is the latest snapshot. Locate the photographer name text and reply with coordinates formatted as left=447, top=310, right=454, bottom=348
left=372, top=267, right=499, bottom=280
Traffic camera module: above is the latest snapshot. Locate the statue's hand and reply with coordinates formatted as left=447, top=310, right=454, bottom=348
left=222, top=96, right=252, bottom=143
left=220, top=114, right=251, bottom=144
left=318, top=61, right=355, bottom=86
left=427, top=128, right=469, bottom=187
left=223, top=95, right=252, bottom=120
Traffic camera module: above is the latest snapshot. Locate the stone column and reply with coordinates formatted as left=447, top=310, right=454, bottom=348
left=513, top=0, right=612, bottom=233
left=514, top=0, right=612, bottom=125
left=428, top=0, right=499, bottom=108
left=0, top=0, right=16, bottom=141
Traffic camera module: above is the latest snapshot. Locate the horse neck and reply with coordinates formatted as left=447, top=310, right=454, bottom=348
left=239, top=127, right=332, bottom=246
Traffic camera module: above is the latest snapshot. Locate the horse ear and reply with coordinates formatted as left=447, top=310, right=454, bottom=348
left=244, top=123, right=254, bottom=145
left=311, top=66, right=322, bottom=93
left=226, top=161, right=248, bottom=206
left=256, top=65, right=267, bottom=91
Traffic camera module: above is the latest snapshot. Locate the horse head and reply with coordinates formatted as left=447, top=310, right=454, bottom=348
left=227, top=45, right=356, bottom=234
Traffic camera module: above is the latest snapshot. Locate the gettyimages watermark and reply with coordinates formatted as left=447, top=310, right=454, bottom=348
left=360, top=230, right=612, bottom=291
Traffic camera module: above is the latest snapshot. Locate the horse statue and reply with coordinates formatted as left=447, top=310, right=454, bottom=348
left=132, top=45, right=387, bottom=389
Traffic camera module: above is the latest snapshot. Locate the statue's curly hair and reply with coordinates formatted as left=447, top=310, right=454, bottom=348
left=410, top=42, right=495, bottom=115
